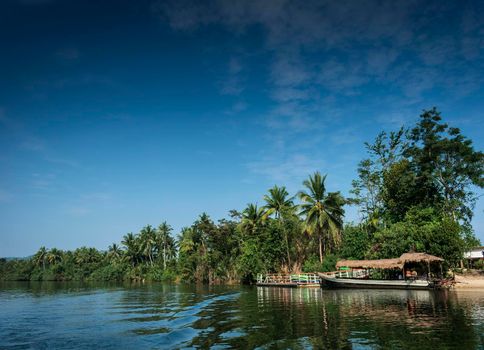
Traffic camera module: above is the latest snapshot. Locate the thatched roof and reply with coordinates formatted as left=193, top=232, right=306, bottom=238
left=398, top=252, right=444, bottom=263
left=336, top=252, right=444, bottom=270
left=336, top=258, right=403, bottom=270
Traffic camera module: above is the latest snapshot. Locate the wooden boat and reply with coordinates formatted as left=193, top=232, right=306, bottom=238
left=319, top=252, right=445, bottom=290
left=319, top=274, right=434, bottom=289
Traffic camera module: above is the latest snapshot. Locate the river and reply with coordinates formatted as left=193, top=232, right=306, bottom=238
left=0, top=282, right=483, bottom=349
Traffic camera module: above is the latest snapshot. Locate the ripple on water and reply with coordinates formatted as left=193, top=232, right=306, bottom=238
left=1, top=283, right=483, bottom=349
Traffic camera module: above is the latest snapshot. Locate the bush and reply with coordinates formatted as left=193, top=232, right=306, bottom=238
left=302, top=254, right=337, bottom=272
left=340, top=225, right=370, bottom=260
left=474, top=260, right=484, bottom=270
left=302, top=255, right=320, bottom=272
left=89, top=264, right=127, bottom=281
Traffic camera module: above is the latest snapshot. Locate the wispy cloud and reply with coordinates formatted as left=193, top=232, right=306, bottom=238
left=64, top=192, right=114, bottom=217
left=219, top=57, right=244, bottom=96
left=247, top=153, right=324, bottom=185
left=156, top=0, right=484, bottom=106
left=31, top=173, right=57, bottom=190
left=66, top=206, right=91, bottom=217
left=155, top=0, right=484, bottom=184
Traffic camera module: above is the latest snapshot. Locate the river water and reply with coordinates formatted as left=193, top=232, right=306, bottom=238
left=0, top=282, right=483, bottom=349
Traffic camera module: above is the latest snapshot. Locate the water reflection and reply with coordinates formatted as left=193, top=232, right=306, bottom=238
left=0, top=282, right=482, bottom=349
left=251, top=287, right=483, bottom=349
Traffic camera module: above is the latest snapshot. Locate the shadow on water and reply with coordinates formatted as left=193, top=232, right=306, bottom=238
left=0, top=282, right=483, bottom=349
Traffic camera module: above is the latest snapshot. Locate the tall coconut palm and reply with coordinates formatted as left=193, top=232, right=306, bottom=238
left=33, top=246, right=48, bottom=270
left=263, top=185, right=294, bottom=219
left=298, top=172, right=345, bottom=263
left=107, top=243, right=122, bottom=262
left=178, top=227, right=195, bottom=254
left=46, top=248, right=63, bottom=265
left=157, top=222, right=175, bottom=270
left=122, top=232, right=139, bottom=267
left=240, top=203, right=266, bottom=235
left=263, top=185, right=294, bottom=268
left=140, top=225, right=157, bottom=266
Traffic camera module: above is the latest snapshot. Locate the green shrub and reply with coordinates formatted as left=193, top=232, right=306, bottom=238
left=303, top=254, right=337, bottom=272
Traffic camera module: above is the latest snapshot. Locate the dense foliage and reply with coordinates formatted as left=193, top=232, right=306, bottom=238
left=1, top=109, right=482, bottom=282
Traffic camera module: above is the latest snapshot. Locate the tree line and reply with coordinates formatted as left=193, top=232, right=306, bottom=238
left=1, top=109, right=482, bottom=283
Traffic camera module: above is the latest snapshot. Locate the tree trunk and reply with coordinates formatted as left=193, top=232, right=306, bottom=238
left=319, top=235, right=323, bottom=263
left=285, top=233, right=291, bottom=271
left=281, top=219, right=291, bottom=271
left=163, top=245, right=166, bottom=270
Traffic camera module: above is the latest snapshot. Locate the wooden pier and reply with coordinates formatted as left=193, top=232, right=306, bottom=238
left=256, top=273, right=320, bottom=288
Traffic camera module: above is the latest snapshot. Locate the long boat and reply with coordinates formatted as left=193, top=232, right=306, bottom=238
left=319, top=252, right=446, bottom=290
left=319, top=274, right=435, bottom=289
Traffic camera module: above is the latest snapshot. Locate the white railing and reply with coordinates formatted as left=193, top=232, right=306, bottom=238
left=257, top=273, right=320, bottom=284
left=323, top=269, right=369, bottom=279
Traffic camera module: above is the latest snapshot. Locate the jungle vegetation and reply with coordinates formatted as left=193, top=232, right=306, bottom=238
left=1, top=109, right=482, bottom=283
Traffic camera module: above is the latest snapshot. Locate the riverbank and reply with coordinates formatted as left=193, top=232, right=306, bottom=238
left=453, top=271, right=484, bottom=289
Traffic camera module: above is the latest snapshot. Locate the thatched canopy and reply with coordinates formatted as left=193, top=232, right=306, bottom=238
left=398, top=252, right=444, bottom=264
left=336, top=258, right=403, bottom=270
left=336, top=252, right=444, bottom=270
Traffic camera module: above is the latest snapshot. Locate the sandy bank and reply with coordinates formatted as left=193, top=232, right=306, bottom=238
left=454, top=272, right=484, bottom=289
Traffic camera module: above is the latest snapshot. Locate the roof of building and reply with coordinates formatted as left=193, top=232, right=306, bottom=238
left=466, top=246, right=484, bottom=251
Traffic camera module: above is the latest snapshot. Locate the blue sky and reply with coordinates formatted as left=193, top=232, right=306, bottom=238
left=0, top=0, right=483, bottom=256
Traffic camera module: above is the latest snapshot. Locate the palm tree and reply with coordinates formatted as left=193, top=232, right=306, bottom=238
left=33, top=246, right=48, bottom=270
left=73, top=247, right=102, bottom=268
left=298, top=172, right=345, bottom=263
left=46, top=248, right=63, bottom=265
left=178, top=227, right=195, bottom=254
left=240, top=203, right=266, bottom=235
left=157, top=222, right=175, bottom=270
left=264, top=185, right=294, bottom=219
left=263, top=185, right=294, bottom=268
left=122, top=232, right=139, bottom=267
left=107, top=243, right=122, bottom=262
left=140, top=225, right=157, bottom=266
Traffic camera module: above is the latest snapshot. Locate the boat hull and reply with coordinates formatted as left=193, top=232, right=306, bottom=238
left=320, top=275, right=433, bottom=290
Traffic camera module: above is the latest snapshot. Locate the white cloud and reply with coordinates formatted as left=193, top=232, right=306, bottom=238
left=247, top=153, right=324, bottom=184
left=156, top=0, right=484, bottom=191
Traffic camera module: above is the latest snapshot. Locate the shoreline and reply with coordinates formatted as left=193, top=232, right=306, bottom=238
left=453, top=273, right=484, bottom=289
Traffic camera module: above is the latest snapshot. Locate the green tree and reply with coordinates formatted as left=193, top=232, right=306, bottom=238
left=177, top=227, right=196, bottom=281
left=263, top=185, right=295, bottom=269
left=240, top=203, right=266, bottom=236
left=370, top=207, right=467, bottom=266
left=350, top=127, right=408, bottom=228
left=33, top=246, right=48, bottom=271
left=298, top=172, right=345, bottom=263
left=406, top=108, right=484, bottom=224
left=339, top=224, right=370, bottom=260
left=107, top=243, right=123, bottom=263
left=47, top=248, right=63, bottom=265
left=122, top=232, right=139, bottom=267
left=157, top=222, right=176, bottom=270
left=140, top=225, right=157, bottom=266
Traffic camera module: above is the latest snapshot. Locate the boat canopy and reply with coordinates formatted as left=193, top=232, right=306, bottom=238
left=336, top=258, right=403, bottom=270
left=398, top=252, right=444, bottom=263
left=336, top=252, right=444, bottom=270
